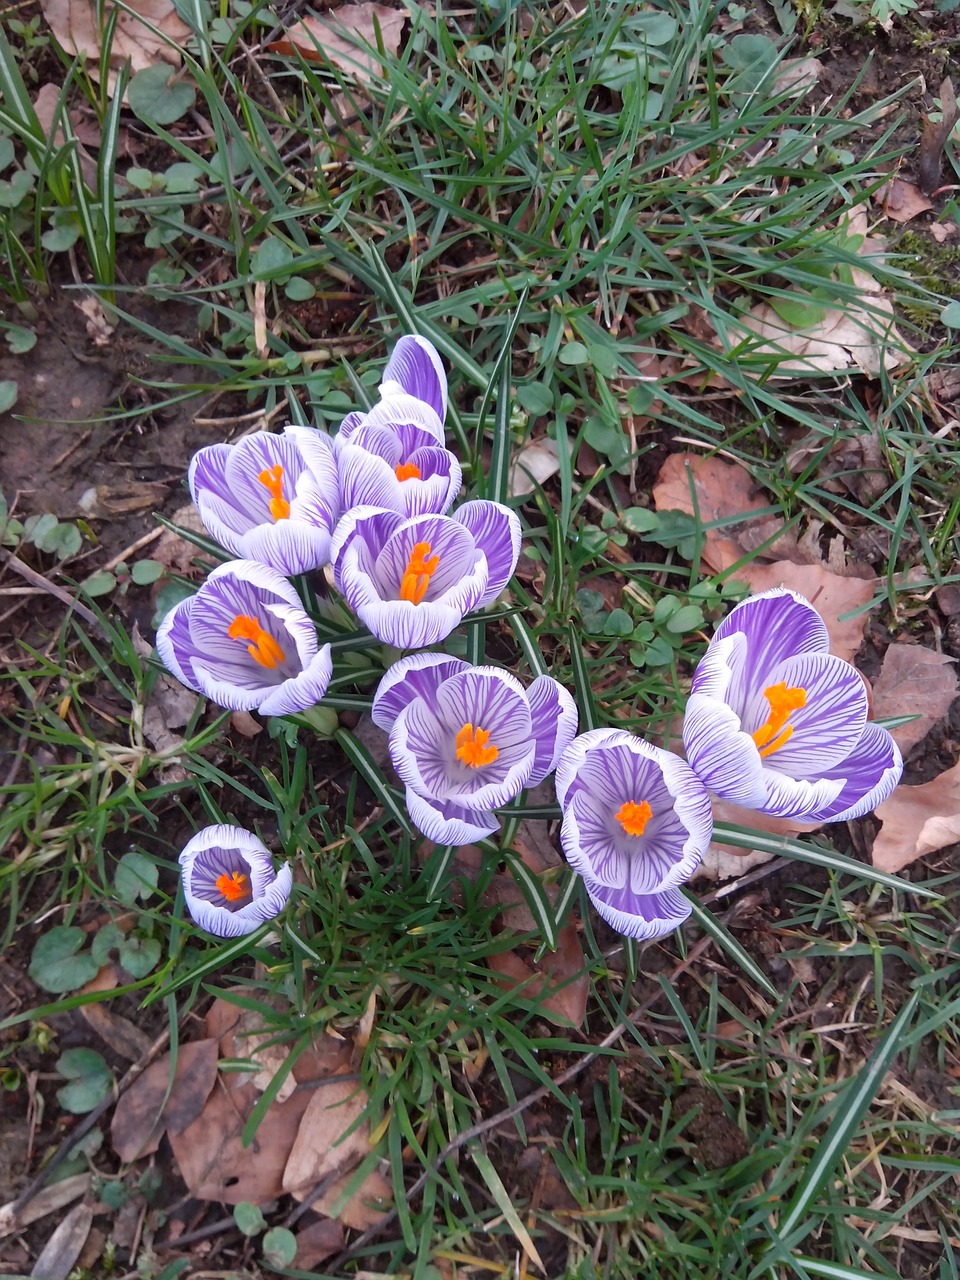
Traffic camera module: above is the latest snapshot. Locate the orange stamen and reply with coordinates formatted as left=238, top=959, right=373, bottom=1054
left=258, top=463, right=291, bottom=521
left=616, top=800, right=653, bottom=836
left=455, top=723, right=499, bottom=768
left=751, top=682, right=807, bottom=758
left=395, top=461, right=422, bottom=481
left=216, top=870, right=252, bottom=903
left=399, top=541, right=440, bottom=604
left=228, top=614, right=286, bottom=669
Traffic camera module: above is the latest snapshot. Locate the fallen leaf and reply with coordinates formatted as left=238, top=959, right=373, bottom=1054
left=79, top=967, right=153, bottom=1061
left=40, top=0, right=191, bottom=84
left=873, top=178, right=934, bottom=224
left=33, top=85, right=98, bottom=189
left=0, top=1175, right=91, bottom=1239
left=872, top=644, right=958, bottom=754
left=283, top=1079, right=392, bottom=1230
left=294, top=1217, right=344, bottom=1270
left=486, top=924, right=589, bottom=1028
left=169, top=1076, right=313, bottom=1204
left=733, top=561, right=876, bottom=663
left=208, top=995, right=352, bottom=1094
left=872, top=760, right=960, bottom=873
left=110, top=1039, right=219, bottom=1163
left=142, top=674, right=198, bottom=756
left=29, top=1202, right=93, bottom=1280
left=773, top=57, right=822, bottom=96
left=927, top=221, right=958, bottom=244
left=699, top=799, right=822, bottom=879
left=652, top=453, right=792, bottom=574
left=267, top=4, right=406, bottom=90
left=509, top=437, right=566, bottom=497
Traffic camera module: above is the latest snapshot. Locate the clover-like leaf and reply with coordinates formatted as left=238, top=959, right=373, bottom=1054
left=29, top=926, right=99, bottom=994
left=56, top=1048, right=114, bottom=1114
left=128, top=64, right=197, bottom=125
left=115, top=850, right=158, bottom=906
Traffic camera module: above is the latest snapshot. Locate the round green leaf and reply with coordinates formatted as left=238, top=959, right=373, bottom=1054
left=5, top=325, right=36, bottom=355
left=29, top=926, right=99, bottom=993
left=92, top=922, right=126, bottom=967
left=118, top=934, right=161, bottom=979
left=665, top=604, right=706, bottom=634
left=234, top=1202, right=267, bottom=1237
left=56, top=1048, right=113, bottom=1114
left=558, top=341, right=590, bottom=366
left=284, top=275, right=315, bottom=300
left=940, top=300, right=960, bottom=329
left=251, top=237, right=294, bottom=279
left=0, top=380, right=17, bottom=414
left=131, top=558, right=164, bottom=585
left=41, top=222, right=81, bottom=252
left=621, top=506, right=659, bottom=535
left=115, top=850, right=158, bottom=906
left=128, top=65, right=197, bottom=125
left=0, top=137, right=14, bottom=172
left=603, top=608, right=635, bottom=637
left=81, top=570, right=117, bottom=598
left=152, top=580, right=195, bottom=629
left=515, top=382, right=554, bottom=416
left=262, top=1227, right=297, bottom=1268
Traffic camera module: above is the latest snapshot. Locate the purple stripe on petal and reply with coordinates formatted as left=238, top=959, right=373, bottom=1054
left=755, top=767, right=845, bottom=822
left=284, top=426, right=339, bottom=513
left=371, top=652, right=471, bottom=732
left=390, top=700, right=451, bottom=796
left=454, top=501, right=522, bottom=606
left=435, top=669, right=532, bottom=751
left=404, top=786, right=500, bottom=845
left=554, top=728, right=626, bottom=807
left=379, top=335, right=448, bottom=421
left=238, top=518, right=332, bottom=576
left=179, top=827, right=292, bottom=937
left=682, top=692, right=768, bottom=808
left=375, top=516, right=477, bottom=601
left=525, top=677, right=579, bottom=788
left=258, top=645, right=333, bottom=717
left=338, top=447, right=405, bottom=514
left=331, top=506, right=406, bottom=584
left=360, top=394, right=445, bottom=445
left=581, top=879, right=692, bottom=941
left=155, top=595, right=201, bottom=689
left=746, top=651, right=868, bottom=778
left=805, top=722, right=903, bottom=823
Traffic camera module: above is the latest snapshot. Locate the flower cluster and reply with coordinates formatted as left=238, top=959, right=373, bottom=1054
left=159, top=335, right=902, bottom=942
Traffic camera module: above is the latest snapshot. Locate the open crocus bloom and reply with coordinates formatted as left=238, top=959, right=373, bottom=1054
left=179, top=825, right=292, bottom=937
left=372, top=652, right=578, bottom=844
left=156, top=560, right=333, bottom=716
left=189, top=427, right=339, bottom=576
left=555, top=730, right=712, bottom=940
left=331, top=501, right=521, bottom=650
left=338, top=420, right=462, bottom=518
left=682, top=588, right=902, bottom=822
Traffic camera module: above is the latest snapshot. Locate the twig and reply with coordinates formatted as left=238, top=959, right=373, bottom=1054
left=99, top=527, right=164, bottom=575
left=1, top=550, right=100, bottom=629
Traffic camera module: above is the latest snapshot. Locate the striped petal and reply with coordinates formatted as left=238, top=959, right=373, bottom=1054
left=525, top=677, right=580, bottom=788
left=454, top=500, right=522, bottom=606
left=379, top=334, right=447, bottom=421
left=371, top=651, right=472, bottom=733
left=804, top=722, right=903, bottom=823
left=179, top=825, right=292, bottom=938
left=579, top=879, right=692, bottom=941
left=404, top=787, right=500, bottom=845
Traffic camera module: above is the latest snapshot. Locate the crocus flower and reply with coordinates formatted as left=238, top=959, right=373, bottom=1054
left=189, top=427, right=339, bottom=575
left=331, top=501, right=521, bottom=650
left=179, top=825, right=292, bottom=937
left=156, top=560, right=333, bottom=716
left=555, top=730, right=712, bottom=940
left=371, top=652, right=578, bottom=844
left=682, top=588, right=902, bottom=822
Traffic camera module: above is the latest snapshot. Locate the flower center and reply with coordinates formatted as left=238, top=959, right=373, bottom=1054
left=615, top=800, right=653, bottom=836
left=215, top=870, right=252, bottom=903
left=228, top=614, right=286, bottom=669
left=258, top=463, right=291, bottom=521
left=751, top=682, right=808, bottom=757
left=455, top=723, right=499, bottom=768
left=399, top=541, right=440, bottom=604
left=395, top=461, right=422, bottom=481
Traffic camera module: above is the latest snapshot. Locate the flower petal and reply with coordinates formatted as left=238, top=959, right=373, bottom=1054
left=525, top=676, right=580, bottom=788
left=805, top=722, right=903, bottom=823
left=454, top=500, right=522, bottom=606
left=155, top=594, right=201, bottom=689
left=237, top=518, right=332, bottom=576
left=330, top=506, right=406, bottom=591
left=179, top=826, right=292, bottom=937
left=371, top=651, right=472, bottom=732
left=554, top=727, right=626, bottom=808
left=258, top=645, right=333, bottom=717
left=379, top=334, right=448, bottom=421
left=357, top=394, right=445, bottom=446
left=682, top=687, right=768, bottom=809
left=404, top=786, right=500, bottom=845
left=580, top=879, right=692, bottom=942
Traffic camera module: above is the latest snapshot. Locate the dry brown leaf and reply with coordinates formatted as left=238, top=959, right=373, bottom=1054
left=30, top=1203, right=93, bottom=1280
left=33, top=85, right=98, bottom=189
left=873, top=178, right=934, bottom=224
left=872, top=643, right=958, bottom=754
left=40, top=0, right=190, bottom=82
left=509, top=437, right=565, bottom=497
left=142, top=674, right=198, bottom=756
left=927, top=221, right=958, bottom=244
left=872, top=760, right=960, bottom=872
left=734, top=561, right=876, bottom=663
left=773, top=57, right=822, bottom=96
left=294, top=1217, right=344, bottom=1270
left=486, top=924, right=589, bottom=1027
left=169, top=1075, right=313, bottom=1204
left=919, top=78, right=959, bottom=195
left=79, top=969, right=153, bottom=1062
left=0, top=1175, right=91, bottom=1239
left=207, top=994, right=352, bottom=1091
left=698, top=799, right=821, bottom=879
left=283, top=1080, right=392, bottom=1230
left=266, top=4, right=405, bottom=89
left=652, top=453, right=792, bottom=574
left=110, top=1039, right=219, bottom=1163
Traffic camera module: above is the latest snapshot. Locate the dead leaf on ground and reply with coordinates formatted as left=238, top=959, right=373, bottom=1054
left=872, top=643, right=958, bottom=754
left=0, top=1175, right=91, bottom=1239
left=40, top=0, right=190, bottom=84
left=206, top=994, right=353, bottom=1088
left=154, top=501, right=217, bottom=577
left=509, top=436, right=567, bottom=498
left=486, top=923, right=590, bottom=1027
left=773, top=57, right=822, bottom=96
left=927, top=221, right=958, bottom=244
left=652, top=453, right=793, bottom=574
left=872, top=760, right=960, bottom=873
left=79, top=965, right=153, bottom=1061
left=698, top=798, right=822, bottom=879
left=266, top=4, right=406, bottom=90
left=30, top=1202, right=93, bottom=1280
left=735, top=561, right=877, bottom=663
left=874, top=178, right=934, bottom=224
left=283, top=1079, right=392, bottom=1230
left=169, top=1075, right=313, bottom=1204
left=110, top=1039, right=219, bottom=1163
left=142, top=675, right=198, bottom=757
left=33, top=85, right=98, bottom=189
left=294, top=1217, right=344, bottom=1271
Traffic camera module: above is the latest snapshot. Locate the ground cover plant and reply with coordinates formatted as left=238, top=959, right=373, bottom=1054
left=2, top=1, right=960, bottom=1278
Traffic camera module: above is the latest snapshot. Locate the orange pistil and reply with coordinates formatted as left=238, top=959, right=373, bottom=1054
left=615, top=800, right=653, bottom=837
left=455, top=723, right=499, bottom=768
left=258, top=463, right=291, bottom=521
left=399, top=541, right=440, bottom=604
left=228, top=614, right=286, bottom=669
left=395, top=461, right=422, bottom=481
left=215, top=870, right=252, bottom=903
left=751, top=682, right=807, bottom=758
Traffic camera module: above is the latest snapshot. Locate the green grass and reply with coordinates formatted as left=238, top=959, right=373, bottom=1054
left=2, top=0, right=960, bottom=1277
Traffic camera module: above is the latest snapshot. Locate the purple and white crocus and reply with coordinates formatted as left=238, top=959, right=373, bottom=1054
left=331, top=501, right=521, bottom=650
left=556, top=731, right=712, bottom=940
left=189, top=427, right=339, bottom=576
left=179, top=825, right=292, bottom=937
left=156, top=560, right=333, bottom=716
left=682, top=588, right=902, bottom=822
left=336, top=336, right=461, bottom=518
left=372, top=653, right=578, bottom=844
